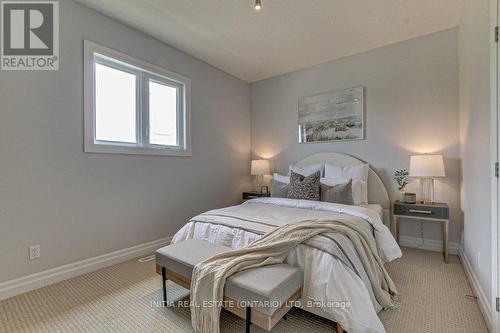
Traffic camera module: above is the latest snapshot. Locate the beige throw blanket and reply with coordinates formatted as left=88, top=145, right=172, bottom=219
left=190, top=219, right=398, bottom=333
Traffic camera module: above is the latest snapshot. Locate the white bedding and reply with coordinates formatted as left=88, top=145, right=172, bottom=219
left=360, top=203, right=384, bottom=220
left=172, top=198, right=401, bottom=333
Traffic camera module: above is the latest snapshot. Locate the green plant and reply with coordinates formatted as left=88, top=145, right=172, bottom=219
left=394, top=169, right=409, bottom=191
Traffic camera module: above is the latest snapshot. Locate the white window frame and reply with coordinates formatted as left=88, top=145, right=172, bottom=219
left=83, top=40, right=191, bottom=156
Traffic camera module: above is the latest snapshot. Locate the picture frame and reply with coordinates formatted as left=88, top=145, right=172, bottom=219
left=298, top=86, right=364, bottom=143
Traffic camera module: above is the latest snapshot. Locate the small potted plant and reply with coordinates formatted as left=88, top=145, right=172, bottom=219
left=393, top=169, right=409, bottom=201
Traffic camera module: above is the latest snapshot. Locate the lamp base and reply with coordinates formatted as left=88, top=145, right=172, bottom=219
left=420, top=177, right=434, bottom=204
left=254, top=175, right=263, bottom=193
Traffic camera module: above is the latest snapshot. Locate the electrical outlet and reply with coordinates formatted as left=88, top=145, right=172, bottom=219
left=29, top=245, right=41, bottom=260
left=476, top=251, right=481, bottom=270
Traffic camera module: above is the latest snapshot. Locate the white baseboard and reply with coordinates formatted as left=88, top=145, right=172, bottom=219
left=398, top=235, right=460, bottom=255
left=458, top=248, right=492, bottom=331
left=0, top=236, right=172, bottom=301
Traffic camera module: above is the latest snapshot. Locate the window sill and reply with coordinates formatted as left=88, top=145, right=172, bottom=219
left=84, top=143, right=192, bottom=157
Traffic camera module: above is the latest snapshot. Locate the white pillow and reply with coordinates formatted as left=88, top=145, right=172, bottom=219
left=321, top=177, right=367, bottom=205
left=273, top=173, right=290, bottom=184
left=289, top=163, right=323, bottom=177
left=324, top=163, right=369, bottom=181
left=324, top=164, right=369, bottom=204
left=357, top=180, right=368, bottom=204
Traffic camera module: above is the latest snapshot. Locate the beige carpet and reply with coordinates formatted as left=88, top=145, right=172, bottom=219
left=0, top=247, right=488, bottom=333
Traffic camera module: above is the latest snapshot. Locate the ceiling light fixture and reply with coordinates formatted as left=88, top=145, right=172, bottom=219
left=255, top=0, right=262, bottom=10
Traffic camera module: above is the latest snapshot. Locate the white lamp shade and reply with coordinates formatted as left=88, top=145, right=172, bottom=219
left=251, top=159, right=270, bottom=176
left=409, top=155, right=445, bottom=177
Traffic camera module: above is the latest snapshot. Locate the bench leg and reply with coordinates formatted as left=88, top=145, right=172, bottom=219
left=336, top=322, right=345, bottom=333
left=161, top=266, right=167, bottom=305
left=246, top=306, right=251, bottom=333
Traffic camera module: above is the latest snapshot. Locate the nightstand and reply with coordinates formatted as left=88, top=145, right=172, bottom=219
left=393, top=201, right=450, bottom=263
left=242, top=191, right=270, bottom=202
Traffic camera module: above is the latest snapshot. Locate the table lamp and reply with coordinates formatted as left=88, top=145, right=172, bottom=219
left=251, top=159, right=270, bottom=193
left=409, top=154, right=445, bottom=204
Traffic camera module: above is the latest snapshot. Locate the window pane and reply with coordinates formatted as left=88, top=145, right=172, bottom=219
left=95, top=63, right=137, bottom=143
left=149, top=80, right=178, bottom=146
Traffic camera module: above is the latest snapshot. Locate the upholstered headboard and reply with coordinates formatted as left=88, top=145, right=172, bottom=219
left=294, top=152, right=391, bottom=226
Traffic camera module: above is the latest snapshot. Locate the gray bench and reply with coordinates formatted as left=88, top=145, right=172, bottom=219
left=155, top=239, right=303, bottom=332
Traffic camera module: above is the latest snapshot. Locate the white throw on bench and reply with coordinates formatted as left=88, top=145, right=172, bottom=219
left=155, top=239, right=305, bottom=333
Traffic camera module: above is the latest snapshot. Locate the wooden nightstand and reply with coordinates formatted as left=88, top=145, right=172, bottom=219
left=393, top=201, right=450, bottom=263
left=242, top=191, right=270, bottom=202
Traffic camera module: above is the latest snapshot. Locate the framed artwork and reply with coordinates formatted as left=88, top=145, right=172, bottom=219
left=298, top=86, right=364, bottom=143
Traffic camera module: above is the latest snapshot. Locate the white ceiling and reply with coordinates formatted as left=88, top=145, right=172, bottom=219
left=76, top=0, right=464, bottom=83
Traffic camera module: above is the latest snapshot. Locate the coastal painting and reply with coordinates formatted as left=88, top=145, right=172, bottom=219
left=298, top=87, right=364, bottom=143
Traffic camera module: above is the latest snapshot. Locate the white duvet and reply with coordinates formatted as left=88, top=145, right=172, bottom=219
left=172, top=198, right=402, bottom=333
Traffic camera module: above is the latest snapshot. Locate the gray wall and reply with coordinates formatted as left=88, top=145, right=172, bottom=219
left=458, top=0, right=492, bottom=303
left=251, top=29, right=461, bottom=243
left=0, top=0, right=251, bottom=283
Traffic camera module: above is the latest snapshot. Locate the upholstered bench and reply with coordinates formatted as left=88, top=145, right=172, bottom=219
left=224, top=263, right=303, bottom=332
left=155, top=239, right=304, bottom=332
left=155, top=239, right=230, bottom=297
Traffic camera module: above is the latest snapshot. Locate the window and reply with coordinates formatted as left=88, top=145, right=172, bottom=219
left=84, top=41, right=191, bottom=156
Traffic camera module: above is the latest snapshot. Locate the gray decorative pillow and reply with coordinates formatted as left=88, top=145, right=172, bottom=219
left=287, top=170, right=320, bottom=201
left=321, top=179, right=354, bottom=205
left=271, top=179, right=289, bottom=198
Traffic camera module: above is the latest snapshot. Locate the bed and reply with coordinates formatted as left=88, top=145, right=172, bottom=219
left=171, top=153, right=401, bottom=333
